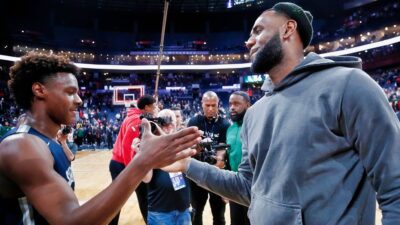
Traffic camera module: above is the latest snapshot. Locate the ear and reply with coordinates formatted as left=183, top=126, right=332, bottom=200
left=282, top=20, right=297, bottom=40
left=31, top=82, right=46, bottom=99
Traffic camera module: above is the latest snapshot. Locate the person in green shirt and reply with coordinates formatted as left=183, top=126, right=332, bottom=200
left=226, top=91, right=251, bottom=225
left=0, top=121, right=12, bottom=137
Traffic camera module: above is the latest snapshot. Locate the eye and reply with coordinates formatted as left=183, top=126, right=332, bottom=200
left=66, top=88, right=77, bottom=96
left=254, top=28, right=263, bottom=35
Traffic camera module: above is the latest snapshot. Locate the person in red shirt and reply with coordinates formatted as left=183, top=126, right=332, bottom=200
left=109, top=94, right=159, bottom=225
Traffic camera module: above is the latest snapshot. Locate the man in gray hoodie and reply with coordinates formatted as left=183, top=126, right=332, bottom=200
left=166, top=2, right=400, bottom=225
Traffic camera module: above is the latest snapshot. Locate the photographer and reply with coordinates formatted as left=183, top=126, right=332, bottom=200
left=187, top=91, right=230, bottom=225
left=57, top=125, right=76, bottom=162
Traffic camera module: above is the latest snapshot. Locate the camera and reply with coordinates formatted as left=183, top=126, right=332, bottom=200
left=140, top=113, right=173, bottom=136
left=61, top=125, right=72, bottom=135
left=196, top=138, right=229, bottom=165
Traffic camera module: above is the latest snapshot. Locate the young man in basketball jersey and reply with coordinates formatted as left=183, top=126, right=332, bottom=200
left=0, top=52, right=201, bottom=225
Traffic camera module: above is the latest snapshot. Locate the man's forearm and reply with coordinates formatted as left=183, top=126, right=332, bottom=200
left=185, top=159, right=251, bottom=206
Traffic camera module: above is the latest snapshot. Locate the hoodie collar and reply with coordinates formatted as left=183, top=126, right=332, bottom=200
left=128, top=108, right=142, bottom=117
left=261, top=52, right=362, bottom=93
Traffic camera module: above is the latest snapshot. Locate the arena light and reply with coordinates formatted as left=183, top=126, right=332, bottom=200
left=0, top=55, right=19, bottom=61
left=0, top=36, right=399, bottom=70
left=321, top=36, right=400, bottom=57
left=227, top=0, right=233, bottom=8
left=73, top=62, right=253, bottom=70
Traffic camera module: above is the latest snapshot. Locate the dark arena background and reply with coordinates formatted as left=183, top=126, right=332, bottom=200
left=0, top=0, right=399, bottom=224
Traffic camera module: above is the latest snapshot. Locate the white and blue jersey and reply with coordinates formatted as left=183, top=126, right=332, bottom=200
left=0, top=125, right=74, bottom=225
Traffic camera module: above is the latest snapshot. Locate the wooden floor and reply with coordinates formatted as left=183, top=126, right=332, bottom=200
left=73, top=151, right=382, bottom=225
left=73, top=151, right=230, bottom=225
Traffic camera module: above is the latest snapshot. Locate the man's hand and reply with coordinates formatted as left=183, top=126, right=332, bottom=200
left=162, top=157, right=192, bottom=173
left=136, top=119, right=201, bottom=169
left=56, top=130, right=68, bottom=145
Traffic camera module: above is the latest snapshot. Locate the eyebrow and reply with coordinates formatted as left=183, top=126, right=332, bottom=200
left=65, top=86, right=79, bottom=91
left=250, top=25, right=262, bottom=36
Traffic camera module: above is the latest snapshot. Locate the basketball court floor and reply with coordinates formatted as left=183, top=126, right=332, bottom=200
left=73, top=151, right=230, bottom=225
left=73, top=151, right=382, bottom=225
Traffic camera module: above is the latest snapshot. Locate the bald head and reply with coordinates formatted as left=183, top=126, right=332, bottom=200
left=202, top=91, right=219, bottom=119
left=202, top=91, right=219, bottom=102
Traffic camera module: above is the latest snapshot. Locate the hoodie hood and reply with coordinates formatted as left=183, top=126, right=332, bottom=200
left=127, top=107, right=142, bottom=117
left=261, top=52, right=362, bottom=93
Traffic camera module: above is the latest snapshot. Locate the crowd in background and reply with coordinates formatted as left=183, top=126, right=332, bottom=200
left=1, top=61, right=399, bottom=150
left=313, top=0, right=399, bottom=43
left=1, top=0, right=399, bottom=149
left=7, top=0, right=399, bottom=66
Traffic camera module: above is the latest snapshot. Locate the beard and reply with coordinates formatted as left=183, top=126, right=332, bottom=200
left=250, top=32, right=283, bottom=74
left=230, top=110, right=246, bottom=122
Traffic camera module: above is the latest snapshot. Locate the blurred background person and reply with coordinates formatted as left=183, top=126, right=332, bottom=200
left=143, top=109, right=191, bottom=225
left=172, top=107, right=185, bottom=130
left=109, top=94, right=158, bottom=225
left=57, top=125, right=76, bottom=162
left=226, top=91, right=251, bottom=225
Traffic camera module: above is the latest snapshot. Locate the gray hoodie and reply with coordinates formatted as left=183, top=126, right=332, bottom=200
left=186, top=53, right=400, bottom=225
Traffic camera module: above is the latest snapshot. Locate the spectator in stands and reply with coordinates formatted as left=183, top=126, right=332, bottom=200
left=109, top=94, right=159, bottom=225
left=106, top=124, right=115, bottom=149
left=165, top=2, right=400, bottom=225
left=0, top=121, right=11, bottom=137
left=226, top=91, right=251, bottom=225
left=74, top=123, right=85, bottom=147
left=172, top=107, right=185, bottom=130
left=65, top=125, right=78, bottom=155
left=143, top=109, right=191, bottom=225
left=187, top=91, right=230, bottom=225
left=0, top=52, right=201, bottom=225
left=57, top=126, right=76, bottom=162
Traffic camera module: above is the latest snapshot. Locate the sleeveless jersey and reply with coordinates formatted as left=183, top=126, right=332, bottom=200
left=0, top=125, right=75, bottom=225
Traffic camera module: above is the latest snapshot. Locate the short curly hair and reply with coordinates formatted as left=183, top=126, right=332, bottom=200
left=8, top=52, right=79, bottom=110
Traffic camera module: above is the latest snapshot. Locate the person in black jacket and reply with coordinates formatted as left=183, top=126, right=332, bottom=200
left=187, top=91, right=230, bottom=225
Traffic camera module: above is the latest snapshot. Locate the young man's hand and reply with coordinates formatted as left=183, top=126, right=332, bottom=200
left=136, top=118, right=201, bottom=169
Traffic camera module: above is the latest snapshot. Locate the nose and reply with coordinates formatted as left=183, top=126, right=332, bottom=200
left=75, top=94, right=83, bottom=107
left=245, top=37, right=255, bottom=50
